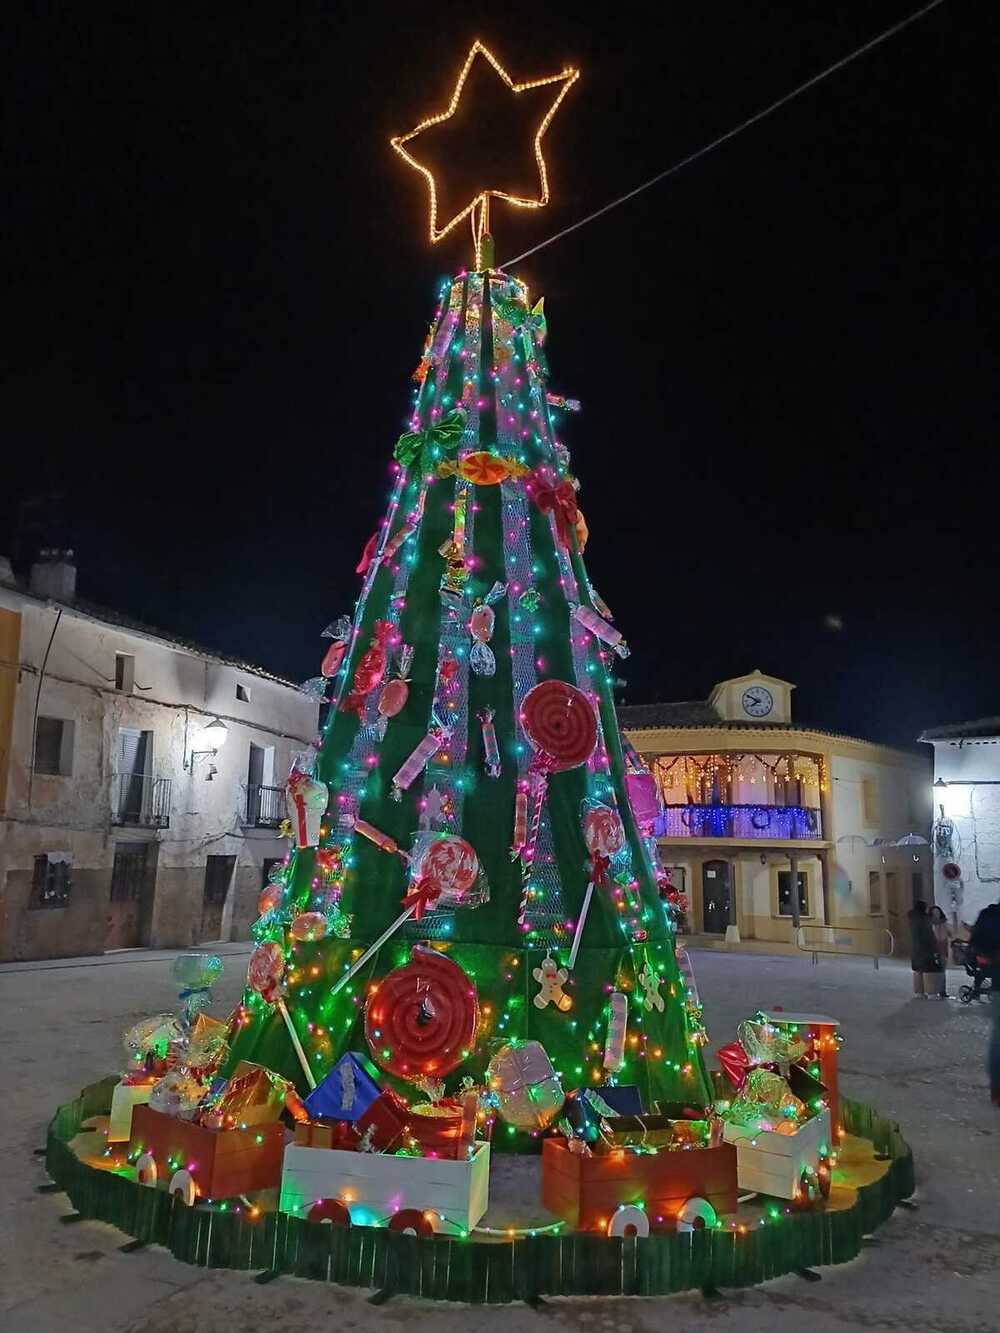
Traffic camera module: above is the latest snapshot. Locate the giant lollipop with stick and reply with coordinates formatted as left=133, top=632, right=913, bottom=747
left=517, top=680, right=597, bottom=928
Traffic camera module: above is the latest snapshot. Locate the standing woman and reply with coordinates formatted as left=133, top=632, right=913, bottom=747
left=908, top=900, right=940, bottom=997
left=928, top=905, right=952, bottom=996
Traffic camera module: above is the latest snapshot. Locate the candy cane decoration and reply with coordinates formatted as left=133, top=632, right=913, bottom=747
left=603, top=991, right=628, bottom=1072
left=570, top=603, right=630, bottom=658
left=478, top=708, right=501, bottom=778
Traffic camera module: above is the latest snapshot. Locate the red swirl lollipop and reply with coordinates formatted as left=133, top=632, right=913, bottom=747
left=521, top=679, right=597, bottom=771
left=417, top=836, right=479, bottom=904
left=365, top=945, right=478, bottom=1081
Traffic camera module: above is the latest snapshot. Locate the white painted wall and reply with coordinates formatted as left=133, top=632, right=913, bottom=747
left=0, top=584, right=319, bottom=958
left=926, top=736, right=1000, bottom=927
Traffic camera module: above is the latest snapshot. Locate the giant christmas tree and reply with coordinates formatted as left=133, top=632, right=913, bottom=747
left=226, top=42, right=710, bottom=1141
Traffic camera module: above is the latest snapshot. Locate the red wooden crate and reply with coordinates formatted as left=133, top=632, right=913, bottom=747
left=542, top=1138, right=738, bottom=1232
left=129, top=1104, right=284, bottom=1200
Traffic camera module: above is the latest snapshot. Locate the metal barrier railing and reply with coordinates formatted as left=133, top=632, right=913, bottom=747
left=795, top=924, right=895, bottom=970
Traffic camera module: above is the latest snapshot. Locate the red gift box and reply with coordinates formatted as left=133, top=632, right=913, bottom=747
left=294, top=1118, right=359, bottom=1150
left=354, top=1089, right=411, bottom=1153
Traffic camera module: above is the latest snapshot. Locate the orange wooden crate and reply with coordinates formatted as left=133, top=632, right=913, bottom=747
left=542, top=1138, right=738, bottom=1232
left=129, top=1104, right=284, bottom=1200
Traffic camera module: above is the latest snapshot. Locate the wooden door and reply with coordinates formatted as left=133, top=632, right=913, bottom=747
left=702, top=860, right=731, bottom=934
left=200, top=855, right=235, bottom=942
left=107, top=842, right=148, bottom=949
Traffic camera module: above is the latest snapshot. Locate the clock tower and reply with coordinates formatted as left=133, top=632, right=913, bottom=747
left=709, top=670, right=794, bottom=725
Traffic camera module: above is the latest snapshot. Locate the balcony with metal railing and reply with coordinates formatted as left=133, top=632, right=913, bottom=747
left=654, top=803, right=823, bottom=840
left=244, top=783, right=287, bottom=829
left=111, top=772, right=171, bottom=828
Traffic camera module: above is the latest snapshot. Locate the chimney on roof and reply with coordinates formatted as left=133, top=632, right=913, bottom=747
left=29, top=549, right=77, bottom=602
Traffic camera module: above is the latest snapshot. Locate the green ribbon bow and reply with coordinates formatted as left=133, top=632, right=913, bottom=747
left=492, top=295, right=547, bottom=346
left=394, top=408, right=467, bottom=469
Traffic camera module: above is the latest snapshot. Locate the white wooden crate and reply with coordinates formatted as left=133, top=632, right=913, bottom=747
left=279, top=1141, right=490, bottom=1233
left=107, top=1079, right=155, bottom=1143
left=724, top=1108, right=831, bottom=1200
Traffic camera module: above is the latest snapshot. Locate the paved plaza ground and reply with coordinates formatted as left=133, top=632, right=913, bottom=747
left=3, top=944, right=999, bottom=1331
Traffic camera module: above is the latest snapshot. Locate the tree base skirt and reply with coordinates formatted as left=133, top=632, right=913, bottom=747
left=45, top=1077, right=914, bottom=1303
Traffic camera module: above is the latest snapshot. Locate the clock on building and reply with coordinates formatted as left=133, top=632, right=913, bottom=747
left=742, top=685, right=774, bottom=718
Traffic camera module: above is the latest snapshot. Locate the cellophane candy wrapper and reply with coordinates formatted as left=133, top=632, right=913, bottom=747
left=123, top=1014, right=181, bottom=1066
left=737, top=1016, right=809, bottom=1068
left=724, top=1068, right=808, bottom=1130
left=148, top=1068, right=208, bottom=1120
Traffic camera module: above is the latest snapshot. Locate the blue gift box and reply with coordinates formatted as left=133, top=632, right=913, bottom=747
left=304, top=1051, right=382, bottom=1122
left=595, top=1084, right=645, bottom=1116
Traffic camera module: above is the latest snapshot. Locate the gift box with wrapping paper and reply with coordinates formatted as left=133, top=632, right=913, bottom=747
left=197, top=1060, right=289, bottom=1129
left=595, top=1084, right=644, bottom=1117
left=304, top=1051, right=382, bottom=1122
left=405, top=1095, right=477, bottom=1159
left=354, top=1088, right=412, bottom=1153
left=294, top=1118, right=360, bottom=1150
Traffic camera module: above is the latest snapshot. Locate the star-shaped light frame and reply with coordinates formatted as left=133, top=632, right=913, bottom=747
left=390, top=41, right=579, bottom=264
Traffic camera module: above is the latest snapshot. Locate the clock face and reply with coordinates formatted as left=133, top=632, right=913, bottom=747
left=742, top=686, right=774, bottom=718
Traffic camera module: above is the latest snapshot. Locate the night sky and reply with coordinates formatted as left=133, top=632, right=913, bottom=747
left=5, top=3, right=994, bottom=747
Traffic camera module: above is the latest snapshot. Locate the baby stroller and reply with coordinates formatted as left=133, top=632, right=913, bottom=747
left=951, top=940, right=994, bottom=1004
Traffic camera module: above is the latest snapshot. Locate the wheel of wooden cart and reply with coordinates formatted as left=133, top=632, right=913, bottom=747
left=135, top=1152, right=157, bottom=1187
left=676, top=1196, right=718, bottom=1233
left=607, top=1205, right=650, bottom=1238
left=307, top=1199, right=352, bottom=1227
left=388, top=1208, right=436, bottom=1237
left=168, top=1168, right=197, bottom=1206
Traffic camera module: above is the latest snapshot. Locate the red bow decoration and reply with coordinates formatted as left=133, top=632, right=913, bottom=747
left=528, top=470, right=578, bottom=549
left=589, top=852, right=611, bottom=887
left=402, top=878, right=442, bottom=921
left=716, top=1041, right=751, bottom=1092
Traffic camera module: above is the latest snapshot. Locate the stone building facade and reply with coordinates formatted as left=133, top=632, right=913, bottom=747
left=0, top=554, right=318, bottom=961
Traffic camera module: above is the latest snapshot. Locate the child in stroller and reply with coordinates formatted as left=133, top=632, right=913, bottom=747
left=952, top=939, right=994, bottom=1004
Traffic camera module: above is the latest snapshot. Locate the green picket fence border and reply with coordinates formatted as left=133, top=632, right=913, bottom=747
left=45, top=1080, right=914, bottom=1302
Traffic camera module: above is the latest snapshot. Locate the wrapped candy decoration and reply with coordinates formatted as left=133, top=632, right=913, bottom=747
left=725, top=1068, right=808, bottom=1130
left=478, top=708, right=501, bottom=778
left=738, top=1016, right=809, bottom=1069
left=148, top=1068, right=206, bottom=1120
left=320, top=615, right=352, bottom=678
left=468, top=581, right=506, bottom=677
left=172, top=953, right=223, bottom=1033
left=123, top=1014, right=180, bottom=1067
left=286, top=769, right=328, bottom=848
left=391, top=724, right=451, bottom=799
left=247, top=941, right=285, bottom=1005
left=341, top=619, right=394, bottom=718
left=570, top=602, right=629, bottom=658
left=378, top=644, right=414, bottom=719
left=258, top=881, right=284, bottom=916
left=603, top=991, right=628, bottom=1072
left=487, top=1040, right=564, bottom=1131
left=290, top=911, right=328, bottom=942
left=356, top=531, right=379, bottom=575
left=625, top=771, right=661, bottom=832
left=298, top=676, right=330, bottom=703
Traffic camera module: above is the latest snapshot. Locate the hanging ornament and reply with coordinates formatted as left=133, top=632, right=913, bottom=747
left=258, top=881, right=283, bottom=916
left=527, top=468, right=578, bottom=550
left=570, top=603, right=630, bottom=658
left=320, top=615, right=352, bottom=678
left=378, top=644, right=414, bottom=719
left=391, top=724, right=451, bottom=799
left=365, top=945, right=479, bottom=1080
left=603, top=991, right=628, bottom=1072
left=477, top=707, right=501, bottom=778
left=568, top=801, right=627, bottom=968
left=468, top=581, right=506, bottom=676
left=487, top=1040, right=564, bottom=1131
left=285, top=769, right=328, bottom=849
left=532, top=953, right=572, bottom=1012
left=638, top=958, right=665, bottom=1013
left=518, top=587, right=540, bottom=613
left=289, top=911, right=328, bottom=942
left=340, top=619, right=394, bottom=718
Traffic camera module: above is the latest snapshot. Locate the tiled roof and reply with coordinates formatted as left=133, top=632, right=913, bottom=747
left=919, top=717, right=1000, bottom=742
left=1, top=578, right=302, bottom=690
left=617, top=701, right=721, bottom=728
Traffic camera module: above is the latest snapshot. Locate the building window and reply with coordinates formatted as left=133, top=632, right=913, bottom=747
left=861, top=776, right=879, bottom=826
left=31, top=853, right=72, bottom=908
left=115, top=652, right=136, bottom=693
left=868, top=870, right=882, bottom=913
left=33, top=716, right=74, bottom=776
left=236, top=683, right=251, bottom=702
left=777, top=870, right=809, bottom=916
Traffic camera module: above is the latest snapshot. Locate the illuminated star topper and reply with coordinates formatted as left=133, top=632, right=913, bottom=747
left=390, top=40, right=579, bottom=268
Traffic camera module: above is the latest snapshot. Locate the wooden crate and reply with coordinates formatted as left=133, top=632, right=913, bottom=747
left=723, top=1108, right=832, bottom=1199
left=279, top=1140, right=490, bottom=1233
left=107, top=1077, right=156, bottom=1143
left=128, top=1103, right=285, bottom=1200
left=542, top=1139, right=738, bottom=1232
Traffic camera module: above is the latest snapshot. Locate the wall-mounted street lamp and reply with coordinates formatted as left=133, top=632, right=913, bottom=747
left=185, top=716, right=228, bottom=778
